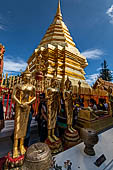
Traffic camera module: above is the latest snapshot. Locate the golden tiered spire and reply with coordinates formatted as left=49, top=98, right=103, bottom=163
left=55, top=0, right=62, bottom=20
left=39, top=0, right=76, bottom=48
left=28, top=0, right=90, bottom=89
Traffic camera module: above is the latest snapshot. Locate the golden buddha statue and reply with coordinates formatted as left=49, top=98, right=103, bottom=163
left=12, top=67, right=36, bottom=158
left=64, top=77, right=76, bottom=133
left=46, top=75, right=61, bottom=143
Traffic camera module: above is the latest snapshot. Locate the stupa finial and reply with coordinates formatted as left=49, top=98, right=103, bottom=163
left=55, top=0, right=62, bottom=20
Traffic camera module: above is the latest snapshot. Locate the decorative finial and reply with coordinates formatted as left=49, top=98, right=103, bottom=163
left=55, top=0, right=62, bottom=20
left=53, top=71, right=57, bottom=79
left=65, top=76, right=72, bottom=87
left=22, top=65, right=31, bottom=78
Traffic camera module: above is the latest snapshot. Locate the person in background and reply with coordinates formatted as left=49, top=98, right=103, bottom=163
left=60, top=92, right=65, bottom=117
left=80, top=97, right=84, bottom=108
left=92, top=100, right=97, bottom=111
left=97, top=100, right=106, bottom=111
left=11, top=103, right=15, bottom=120
left=0, top=96, right=4, bottom=132
left=89, top=99, right=97, bottom=111
left=36, top=93, right=48, bottom=142
left=104, top=100, right=108, bottom=111
left=40, top=103, right=48, bottom=142
left=24, top=105, right=34, bottom=147
left=73, top=100, right=80, bottom=125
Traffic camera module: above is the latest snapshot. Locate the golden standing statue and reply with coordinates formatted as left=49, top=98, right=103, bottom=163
left=64, top=77, right=76, bottom=133
left=46, top=75, right=61, bottom=143
left=12, top=68, right=36, bottom=158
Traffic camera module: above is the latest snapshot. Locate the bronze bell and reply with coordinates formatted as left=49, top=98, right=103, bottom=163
left=22, top=143, right=52, bottom=170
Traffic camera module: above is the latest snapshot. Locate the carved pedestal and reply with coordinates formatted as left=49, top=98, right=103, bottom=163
left=4, top=152, right=24, bottom=170
left=45, top=138, right=62, bottom=155
left=63, top=129, right=81, bottom=150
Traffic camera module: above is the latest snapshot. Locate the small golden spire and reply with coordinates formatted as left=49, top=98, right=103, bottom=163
left=22, top=66, right=31, bottom=78
left=55, top=0, right=62, bottom=20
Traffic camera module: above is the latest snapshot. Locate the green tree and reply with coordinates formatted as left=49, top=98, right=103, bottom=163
left=99, top=60, right=113, bottom=81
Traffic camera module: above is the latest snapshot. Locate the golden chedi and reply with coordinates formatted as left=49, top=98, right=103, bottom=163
left=27, top=0, right=90, bottom=90
left=12, top=67, right=36, bottom=158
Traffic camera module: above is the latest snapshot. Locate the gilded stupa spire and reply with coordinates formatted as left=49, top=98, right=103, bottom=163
left=55, top=0, right=62, bottom=20
left=28, top=0, right=90, bottom=89
left=39, top=0, right=76, bottom=48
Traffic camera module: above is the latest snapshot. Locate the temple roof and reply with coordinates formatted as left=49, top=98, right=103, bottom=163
left=92, top=78, right=113, bottom=91
left=38, top=0, right=82, bottom=56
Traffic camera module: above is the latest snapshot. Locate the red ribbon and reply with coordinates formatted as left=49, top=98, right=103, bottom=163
left=2, top=94, right=5, bottom=106
left=9, top=99, right=12, bottom=119
left=5, top=152, right=24, bottom=163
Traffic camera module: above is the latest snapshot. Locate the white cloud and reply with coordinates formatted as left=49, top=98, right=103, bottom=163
left=86, top=73, right=99, bottom=86
left=0, top=15, right=7, bottom=31
left=0, top=25, right=5, bottom=31
left=3, top=56, right=27, bottom=75
left=86, top=70, right=113, bottom=86
left=111, top=70, right=113, bottom=77
left=96, top=67, right=101, bottom=71
left=106, top=5, right=113, bottom=24
left=81, top=49, right=103, bottom=60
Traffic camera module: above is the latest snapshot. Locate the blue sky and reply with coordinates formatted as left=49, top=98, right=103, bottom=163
left=0, top=0, right=113, bottom=85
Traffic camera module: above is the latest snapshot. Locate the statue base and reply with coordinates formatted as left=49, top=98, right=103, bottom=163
left=63, top=129, right=81, bottom=150
left=45, top=138, right=62, bottom=155
left=4, top=152, right=24, bottom=170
